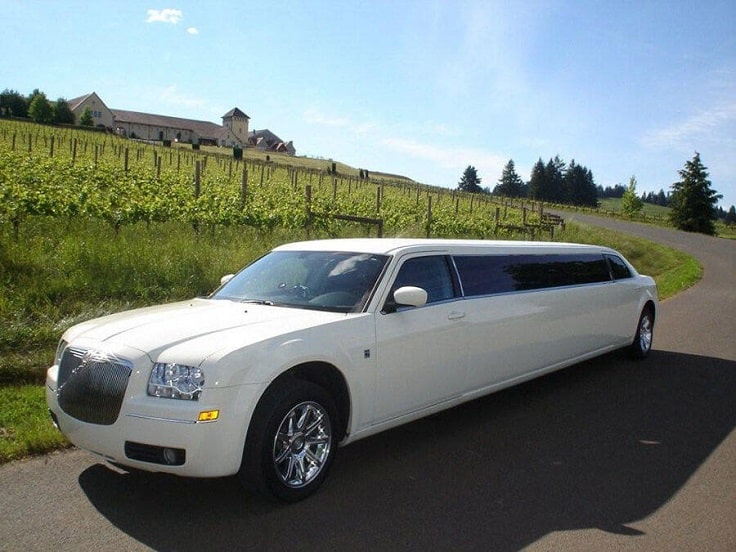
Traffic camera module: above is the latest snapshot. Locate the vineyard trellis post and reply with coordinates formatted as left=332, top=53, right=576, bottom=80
left=305, top=184, right=313, bottom=239
left=240, top=166, right=248, bottom=208
left=426, top=195, right=433, bottom=238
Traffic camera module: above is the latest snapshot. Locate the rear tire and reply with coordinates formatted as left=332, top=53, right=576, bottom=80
left=630, top=306, right=654, bottom=359
left=239, top=379, right=337, bottom=502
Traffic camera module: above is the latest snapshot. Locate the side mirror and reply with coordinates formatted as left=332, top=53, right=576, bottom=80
left=220, top=274, right=235, bottom=286
left=389, top=286, right=428, bottom=311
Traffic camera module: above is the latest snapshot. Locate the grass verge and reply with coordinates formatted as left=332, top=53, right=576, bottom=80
left=0, top=218, right=702, bottom=464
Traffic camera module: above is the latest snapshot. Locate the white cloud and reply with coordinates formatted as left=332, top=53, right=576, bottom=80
left=381, top=137, right=507, bottom=178
left=641, top=102, right=736, bottom=150
left=146, top=9, right=183, bottom=24
left=187, top=27, right=198, bottom=35
left=159, top=85, right=208, bottom=111
left=303, top=108, right=350, bottom=128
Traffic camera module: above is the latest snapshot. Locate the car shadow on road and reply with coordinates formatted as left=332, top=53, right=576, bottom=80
left=78, top=350, right=736, bottom=551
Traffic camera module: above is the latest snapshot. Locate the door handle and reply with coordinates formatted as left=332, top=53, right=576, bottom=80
left=448, top=311, right=466, bottom=320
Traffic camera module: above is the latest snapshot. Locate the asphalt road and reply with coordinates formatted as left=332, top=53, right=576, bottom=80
left=1, top=215, right=734, bottom=552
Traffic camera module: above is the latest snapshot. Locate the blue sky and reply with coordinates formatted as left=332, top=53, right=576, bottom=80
left=3, top=1, right=735, bottom=209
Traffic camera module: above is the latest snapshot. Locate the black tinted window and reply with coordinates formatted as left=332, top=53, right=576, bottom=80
left=391, top=256, right=455, bottom=303
left=455, top=253, right=610, bottom=296
left=605, top=254, right=633, bottom=279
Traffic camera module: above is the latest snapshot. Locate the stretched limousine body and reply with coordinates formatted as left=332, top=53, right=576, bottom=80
left=47, top=239, right=657, bottom=501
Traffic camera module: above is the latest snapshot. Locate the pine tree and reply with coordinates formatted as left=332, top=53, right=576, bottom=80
left=621, top=176, right=644, bottom=216
left=564, top=161, right=598, bottom=207
left=494, top=159, right=524, bottom=197
left=725, top=206, right=736, bottom=226
left=528, top=158, right=546, bottom=200
left=457, top=165, right=484, bottom=194
left=669, top=153, right=721, bottom=235
left=544, top=156, right=566, bottom=203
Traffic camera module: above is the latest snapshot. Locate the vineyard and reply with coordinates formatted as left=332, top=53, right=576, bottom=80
left=0, top=118, right=702, bottom=464
left=0, top=119, right=560, bottom=241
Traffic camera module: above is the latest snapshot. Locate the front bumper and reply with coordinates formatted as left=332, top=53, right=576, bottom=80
left=46, top=363, right=262, bottom=477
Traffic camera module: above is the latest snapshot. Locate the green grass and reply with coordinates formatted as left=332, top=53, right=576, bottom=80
left=0, top=386, right=72, bottom=462
left=0, top=217, right=701, bottom=464
left=597, top=197, right=672, bottom=219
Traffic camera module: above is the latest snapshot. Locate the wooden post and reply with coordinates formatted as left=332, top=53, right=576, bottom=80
left=49, top=136, right=55, bottom=158
left=426, top=196, right=433, bottom=238
left=240, top=166, right=248, bottom=208
left=124, top=148, right=129, bottom=172
left=193, top=160, right=201, bottom=234
left=305, top=185, right=312, bottom=238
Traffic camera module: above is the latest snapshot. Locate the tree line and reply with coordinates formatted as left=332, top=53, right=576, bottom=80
left=458, top=152, right=732, bottom=235
left=0, top=88, right=95, bottom=127
left=458, top=156, right=601, bottom=208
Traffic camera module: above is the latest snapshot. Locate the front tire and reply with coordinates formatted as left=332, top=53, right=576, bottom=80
left=240, top=379, right=337, bottom=502
left=630, top=306, right=654, bottom=359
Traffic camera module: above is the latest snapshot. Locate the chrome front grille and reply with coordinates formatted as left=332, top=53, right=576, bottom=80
left=57, top=347, right=132, bottom=425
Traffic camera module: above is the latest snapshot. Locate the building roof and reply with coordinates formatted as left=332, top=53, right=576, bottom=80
left=222, top=107, right=250, bottom=119
left=68, top=92, right=106, bottom=112
left=249, top=129, right=282, bottom=144
left=111, top=109, right=229, bottom=140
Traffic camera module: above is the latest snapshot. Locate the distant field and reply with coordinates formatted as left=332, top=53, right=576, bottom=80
left=597, top=197, right=671, bottom=218
left=187, top=143, right=416, bottom=185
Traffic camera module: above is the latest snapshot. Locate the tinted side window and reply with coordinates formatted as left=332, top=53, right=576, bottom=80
left=391, top=256, right=455, bottom=303
left=455, top=254, right=610, bottom=296
left=453, top=256, right=514, bottom=295
left=605, top=254, right=633, bottom=280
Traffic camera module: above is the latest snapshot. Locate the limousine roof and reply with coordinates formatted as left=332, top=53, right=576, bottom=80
left=274, top=238, right=617, bottom=257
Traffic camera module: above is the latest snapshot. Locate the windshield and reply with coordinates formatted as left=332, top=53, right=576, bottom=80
left=211, top=251, right=390, bottom=313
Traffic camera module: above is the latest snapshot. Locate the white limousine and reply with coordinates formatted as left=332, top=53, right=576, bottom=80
left=47, top=238, right=657, bottom=501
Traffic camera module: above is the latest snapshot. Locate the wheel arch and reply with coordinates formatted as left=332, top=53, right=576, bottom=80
left=643, top=298, right=656, bottom=323
left=263, top=361, right=351, bottom=442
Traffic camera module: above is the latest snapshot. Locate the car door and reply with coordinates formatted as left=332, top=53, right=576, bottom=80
left=373, top=254, right=468, bottom=423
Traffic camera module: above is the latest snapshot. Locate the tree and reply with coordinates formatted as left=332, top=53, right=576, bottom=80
left=54, top=98, right=76, bottom=125
left=544, top=155, right=566, bottom=203
left=28, top=92, right=54, bottom=124
left=494, top=159, right=524, bottom=197
left=80, top=106, right=94, bottom=127
left=725, top=206, right=736, bottom=226
left=621, top=176, right=644, bottom=217
left=669, top=152, right=721, bottom=235
left=457, top=165, right=484, bottom=194
left=563, top=160, right=598, bottom=207
left=0, top=89, right=28, bottom=118
left=528, top=158, right=546, bottom=200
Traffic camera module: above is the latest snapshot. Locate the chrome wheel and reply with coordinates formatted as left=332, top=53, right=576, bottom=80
left=630, top=307, right=654, bottom=359
left=638, top=312, right=653, bottom=354
left=273, top=401, right=332, bottom=488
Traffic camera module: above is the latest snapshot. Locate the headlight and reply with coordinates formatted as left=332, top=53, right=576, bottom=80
left=148, top=363, right=204, bottom=400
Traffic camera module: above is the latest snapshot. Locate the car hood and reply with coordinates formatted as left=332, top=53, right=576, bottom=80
left=64, top=298, right=346, bottom=362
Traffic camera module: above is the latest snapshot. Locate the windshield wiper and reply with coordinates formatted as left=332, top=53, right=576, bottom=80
left=240, top=299, right=275, bottom=306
